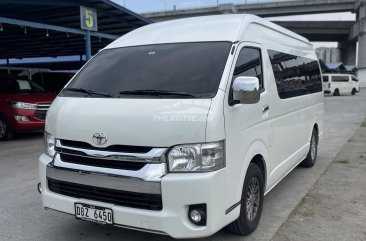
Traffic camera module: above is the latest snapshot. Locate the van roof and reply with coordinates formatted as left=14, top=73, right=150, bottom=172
left=106, top=14, right=311, bottom=49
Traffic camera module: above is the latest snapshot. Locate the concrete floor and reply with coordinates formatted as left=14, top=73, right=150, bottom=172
left=273, top=119, right=366, bottom=241
left=1, top=90, right=366, bottom=241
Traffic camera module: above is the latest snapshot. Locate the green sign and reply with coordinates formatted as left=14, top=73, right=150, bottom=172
left=80, top=6, right=98, bottom=31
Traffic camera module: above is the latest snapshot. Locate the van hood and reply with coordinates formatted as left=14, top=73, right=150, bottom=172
left=4, top=92, right=56, bottom=104
left=46, top=97, right=212, bottom=147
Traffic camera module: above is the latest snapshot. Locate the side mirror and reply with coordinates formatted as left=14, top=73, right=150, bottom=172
left=231, top=76, right=260, bottom=105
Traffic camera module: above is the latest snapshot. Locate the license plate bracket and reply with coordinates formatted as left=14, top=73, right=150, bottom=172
left=74, top=203, right=113, bottom=225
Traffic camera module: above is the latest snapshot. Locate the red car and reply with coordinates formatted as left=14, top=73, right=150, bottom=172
left=0, top=75, right=56, bottom=140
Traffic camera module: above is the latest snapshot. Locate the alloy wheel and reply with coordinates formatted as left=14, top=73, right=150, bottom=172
left=246, top=177, right=260, bottom=222
left=0, top=120, right=6, bottom=138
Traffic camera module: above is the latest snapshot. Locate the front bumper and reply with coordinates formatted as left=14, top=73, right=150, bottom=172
left=12, top=120, right=44, bottom=132
left=39, top=154, right=239, bottom=238
left=8, top=108, right=45, bottom=132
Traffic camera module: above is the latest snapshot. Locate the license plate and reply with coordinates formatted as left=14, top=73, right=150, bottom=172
left=75, top=203, right=113, bottom=225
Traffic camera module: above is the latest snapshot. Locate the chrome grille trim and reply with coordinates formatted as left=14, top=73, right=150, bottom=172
left=52, top=154, right=167, bottom=182
left=35, top=103, right=51, bottom=120
left=36, top=103, right=51, bottom=109
left=55, top=139, right=167, bottom=163
left=49, top=139, right=168, bottom=210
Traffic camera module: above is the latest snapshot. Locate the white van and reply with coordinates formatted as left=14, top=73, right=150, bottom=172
left=39, top=15, right=324, bottom=238
left=323, top=73, right=360, bottom=96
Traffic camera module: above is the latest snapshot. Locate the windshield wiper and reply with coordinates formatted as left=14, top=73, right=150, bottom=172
left=63, top=87, right=113, bottom=98
left=118, top=89, right=197, bottom=98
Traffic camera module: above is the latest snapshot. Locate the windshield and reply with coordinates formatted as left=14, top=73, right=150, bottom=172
left=60, top=42, right=232, bottom=98
left=0, top=75, right=46, bottom=94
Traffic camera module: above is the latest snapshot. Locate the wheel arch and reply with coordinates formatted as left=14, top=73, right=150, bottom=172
left=250, top=154, right=267, bottom=190
left=235, top=140, right=269, bottom=202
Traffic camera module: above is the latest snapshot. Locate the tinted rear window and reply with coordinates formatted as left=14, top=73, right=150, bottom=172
left=267, top=50, right=322, bottom=99
left=60, top=42, right=232, bottom=98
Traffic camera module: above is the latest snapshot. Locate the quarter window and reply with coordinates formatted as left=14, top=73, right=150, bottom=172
left=332, top=76, right=349, bottom=82
left=267, top=50, right=322, bottom=99
left=323, top=76, right=329, bottom=82
left=233, top=47, right=263, bottom=90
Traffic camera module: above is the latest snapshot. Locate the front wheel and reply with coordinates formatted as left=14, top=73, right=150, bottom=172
left=226, top=163, right=264, bottom=235
left=333, top=89, right=340, bottom=96
left=351, top=88, right=356, bottom=95
left=0, top=117, right=14, bottom=141
left=300, top=128, right=318, bottom=168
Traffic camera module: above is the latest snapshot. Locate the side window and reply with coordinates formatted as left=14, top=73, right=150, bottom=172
left=352, top=76, right=358, bottom=82
left=267, top=50, right=322, bottom=99
left=323, top=76, right=329, bottom=82
left=233, top=47, right=263, bottom=90
left=332, top=76, right=349, bottom=82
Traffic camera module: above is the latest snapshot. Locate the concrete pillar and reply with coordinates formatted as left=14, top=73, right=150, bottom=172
left=356, top=1, right=366, bottom=87
left=357, top=35, right=366, bottom=87
left=339, top=41, right=357, bottom=65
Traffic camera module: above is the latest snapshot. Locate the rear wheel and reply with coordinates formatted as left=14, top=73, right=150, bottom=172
left=227, top=163, right=264, bottom=235
left=0, top=117, right=14, bottom=141
left=351, top=88, right=356, bottom=95
left=300, top=128, right=318, bottom=168
left=333, top=89, right=340, bottom=96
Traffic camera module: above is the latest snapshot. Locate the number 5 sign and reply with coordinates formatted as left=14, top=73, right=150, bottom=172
left=80, top=6, right=98, bottom=31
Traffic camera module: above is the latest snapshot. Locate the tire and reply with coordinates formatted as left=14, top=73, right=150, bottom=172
left=0, top=116, right=14, bottom=141
left=227, top=163, right=264, bottom=235
left=333, top=89, right=340, bottom=96
left=300, top=128, right=318, bottom=168
left=351, top=88, right=356, bottom=95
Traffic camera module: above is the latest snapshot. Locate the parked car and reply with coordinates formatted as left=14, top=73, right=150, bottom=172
left=0, top=68, right=56, bottom=140
left=39, top=14, right=324, bottom=238
left=322, top=73, right=360, bottom=96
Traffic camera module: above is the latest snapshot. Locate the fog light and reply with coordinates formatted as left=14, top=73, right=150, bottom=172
left=14, top=115, right=29, bottom=122
left=190, top=210, right=202, bottom=223
left=188, top=204, right=207, bottom=226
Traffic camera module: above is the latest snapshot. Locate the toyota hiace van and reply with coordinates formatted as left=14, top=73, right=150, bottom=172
left=323, top=73, right=360, bottom=95
left=39, top=15, right=324, bottom=238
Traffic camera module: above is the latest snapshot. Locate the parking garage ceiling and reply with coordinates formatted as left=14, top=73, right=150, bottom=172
left=0, top=0, right=152, bottom=59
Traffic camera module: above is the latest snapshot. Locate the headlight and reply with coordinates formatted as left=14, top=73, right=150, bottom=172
left=10, top=101, right=37, bottom=110
left=44, top=132, right=56, bottom=157
left=167, top=141, right=225, bottom=172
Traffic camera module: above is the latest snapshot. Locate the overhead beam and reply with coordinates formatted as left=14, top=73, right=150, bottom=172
left=0, top=16, right=119, bottom=40
left=0, top=0, right=86, bottom=7
left=143, top=0, right=357, bottom=22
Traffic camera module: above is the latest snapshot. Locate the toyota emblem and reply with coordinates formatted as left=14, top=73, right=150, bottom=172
left=92, top=133, right=108, bottom=145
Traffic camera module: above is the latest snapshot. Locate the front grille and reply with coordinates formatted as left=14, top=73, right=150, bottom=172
left=60, top=153, right=146, bottom=171
left=48, top=178, right=163, bottom=211
left=60, top=139, right=153, bottom=153
left=35, top=103, right=51, bottom=120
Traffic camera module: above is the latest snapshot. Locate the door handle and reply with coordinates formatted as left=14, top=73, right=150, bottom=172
left=262, top=105, right=270, bottom=113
